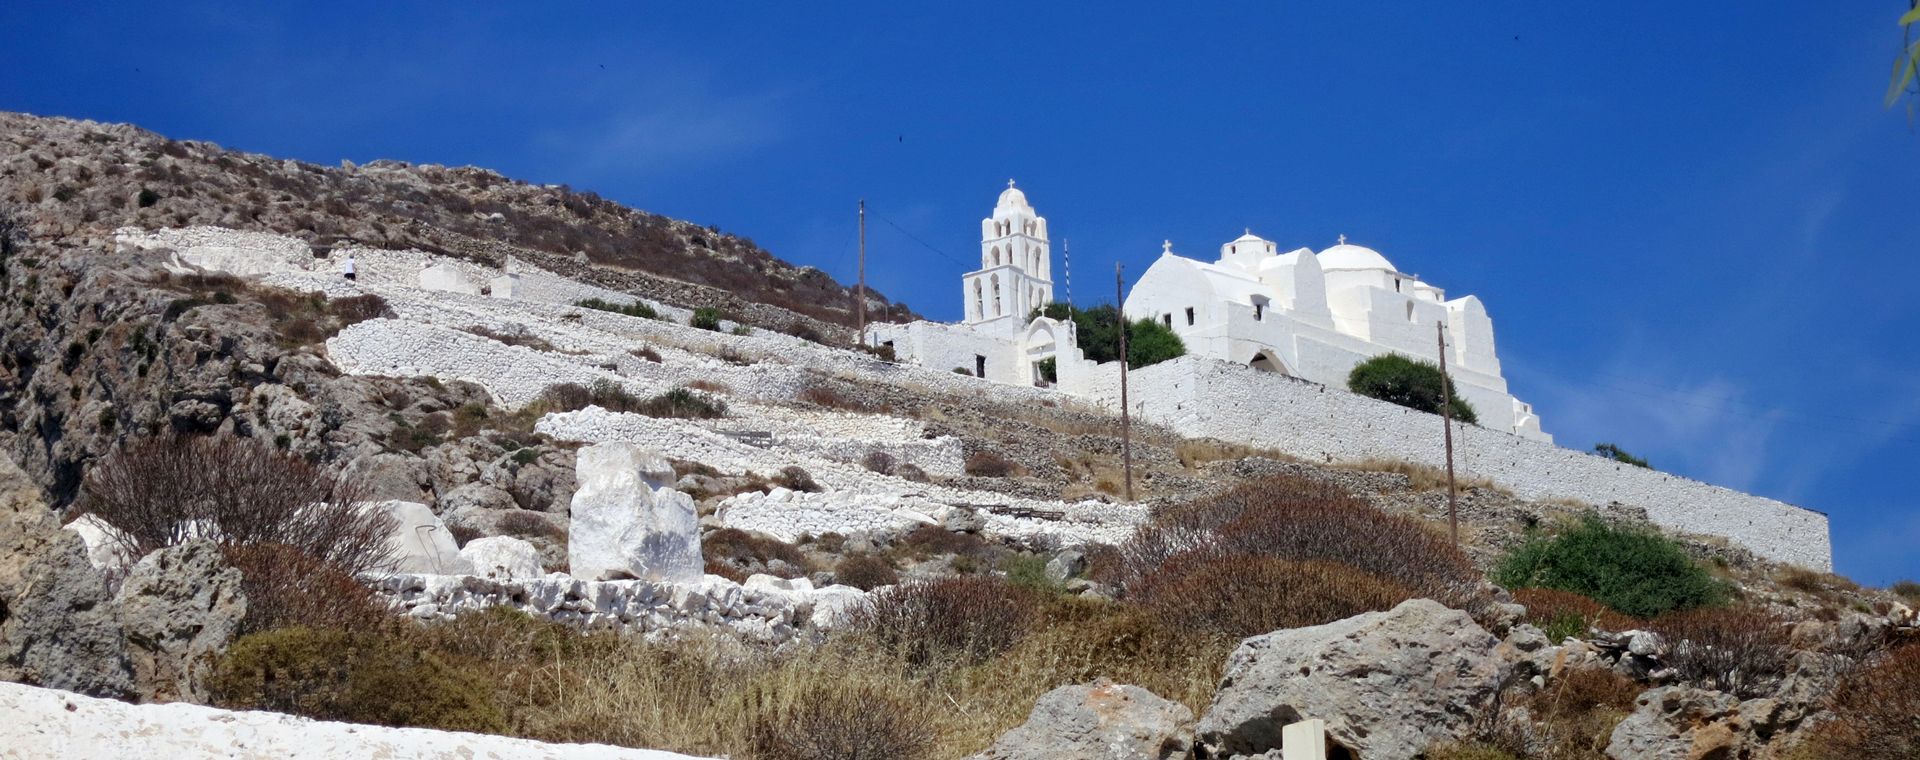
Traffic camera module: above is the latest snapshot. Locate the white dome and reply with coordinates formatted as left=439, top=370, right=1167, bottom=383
left=1317, top=243, right=1396, bottom=272
left=997, top=181, right=1031, bottom=210
left=1229, top=229, right=1268, bottom=245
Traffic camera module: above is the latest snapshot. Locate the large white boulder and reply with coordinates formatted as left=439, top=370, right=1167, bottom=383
left=569, top=442, right=701, bottom=583
left=374, top=501, right=474, bottom=575
left=63, top=515, right=134, bottom=573
left=460, top=535, right=543, bottom=580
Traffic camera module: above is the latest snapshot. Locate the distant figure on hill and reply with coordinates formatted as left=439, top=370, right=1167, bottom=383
left=342, top=254, right=357, bottom=281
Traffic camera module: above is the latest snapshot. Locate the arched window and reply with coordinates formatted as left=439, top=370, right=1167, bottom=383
left=973, top=279, right=984, bottom=319
left=991, top=246, right=1001, bottom=266
left=991, top=275, right=1002, bottom=315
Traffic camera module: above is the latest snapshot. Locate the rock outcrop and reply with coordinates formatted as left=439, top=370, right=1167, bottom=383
left=0, top=457, right=132, bottom=698
left=569, top=442, right=700, bottom=582
left=973, top=679, right=1194, bottom=760
left=111, top=540, right=246, bottom=703
left=1605, top=685, right=1817, bottom=760
left=1195, top=599, right=1509, bottom=759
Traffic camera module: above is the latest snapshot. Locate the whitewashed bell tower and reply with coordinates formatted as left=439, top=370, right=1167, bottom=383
left=962, top=180, right=1054, bottom=334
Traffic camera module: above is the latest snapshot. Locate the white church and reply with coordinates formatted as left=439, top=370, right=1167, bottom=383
left=867, top=182, right=1550, bottom=441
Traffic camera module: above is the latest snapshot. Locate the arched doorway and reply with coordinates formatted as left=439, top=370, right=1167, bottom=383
left=1249, top=350, right=1289, bottom=375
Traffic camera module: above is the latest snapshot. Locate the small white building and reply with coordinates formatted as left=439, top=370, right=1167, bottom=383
left=867, top=183, right=1547, bottom=441
left=1125, top=234, right=1549, bottom=440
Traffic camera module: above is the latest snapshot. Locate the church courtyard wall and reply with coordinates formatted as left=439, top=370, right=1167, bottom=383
left=1089, top=355, right=1832, bottom=570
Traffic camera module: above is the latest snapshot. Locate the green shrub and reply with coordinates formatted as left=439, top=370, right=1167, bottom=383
left=633, top=387, right=728, bottom=419
left=209, top=627, right=507, bottom=734
left=1593, top=443, right=1651, bottom=469
left=1493, top=515, right=1724, bottom=619
left=574, top=297, right=658, bottom=320
left=1032, top=303, right=1185, bottom=369
left=1347, top=353, right=1478, bottom=424
left=690, top=307, right=724, bottom=331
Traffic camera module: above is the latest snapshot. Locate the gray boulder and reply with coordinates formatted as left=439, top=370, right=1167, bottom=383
left=973, top=679, right=1193, bottom=760
left=112, top=540, right=246, bottom=702
left=1045, top=549, right=1088, bottom=583
left=0, top=457, right=133, bottom=698
left=1605, top=686, right=1741, bottom=760
left=1195, top=598, right=1509, bottom=759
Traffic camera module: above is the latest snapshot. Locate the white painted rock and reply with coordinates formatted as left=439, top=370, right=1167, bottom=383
left=0, top=679, right=712, bottom=759
left=374, top=501, right=474, bottom=575
left=459, top=536, right=543, bottom=580
left=569, top=442, right=701, bottom=583
left=62, top=515, right=134, bottom=573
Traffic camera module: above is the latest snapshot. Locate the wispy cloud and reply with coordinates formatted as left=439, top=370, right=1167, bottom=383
left=533, top=85, right=796, bottom=182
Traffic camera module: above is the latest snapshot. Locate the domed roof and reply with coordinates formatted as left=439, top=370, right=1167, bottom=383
left=996, top=179, right=1031, bottom=210
left=1229, top=229, right=1268, bottom=245
left=1317, top=242, right=1396, bottom=272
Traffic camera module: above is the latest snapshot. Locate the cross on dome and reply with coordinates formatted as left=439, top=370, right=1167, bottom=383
left=1007, top=179, right=1016, bottom=188
left=1338, top=234, right=1347, bottom=245
left=1162, top=240, right=1173, bottom=254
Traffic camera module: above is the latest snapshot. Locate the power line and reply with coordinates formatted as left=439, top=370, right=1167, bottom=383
left=865, top=205, right=972, bottom=269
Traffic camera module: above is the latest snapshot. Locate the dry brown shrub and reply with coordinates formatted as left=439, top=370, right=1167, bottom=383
left=797, top=382, right=889, bottom=414
left=894, top=463, right=929, bottom=483
left=963, top=451, right=1019, bottom=478
left=497, top=510, right=565, bottom=541
left=860, top=450, right=896, bottom=476
left=328, top=293, right=393, bottom=323
left=79, top=434, right=394, bottom=576
left=1111, top=476, right=1485, bottom=614
left=224, top=543, right=387, bottom=635
left=1799, top=644, right=1920, bottom=759
left=1649, top=606, right=1794, bottom=698
left=899, top=524, right=990, bottom=559
left=1133, top=553, right=1417, bottom=638
left=772, top=465, right=820, bottom=493
left=1511, top=587, right=1643, bottom=638
left=536, top=382, right=593, bottom=412
left=747, top=680, right=936, bottom=760
left=704, top=528, right=811, bottom=580
left=835, top=555, right=899, bottom=591
left=686, top=378, right=730, bottom=393
left=850, top=575, right=1040, bottom=668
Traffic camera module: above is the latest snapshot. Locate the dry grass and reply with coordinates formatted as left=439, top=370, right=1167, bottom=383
left=1333, top=456, right=1507, bottom=494
left=1173, top=438, right=1298, bottom=468
left=1511, top=587, right=1643, bottom=640
left=684, top=379, right=730, bottom=394
left=1649, top=606, right=1794, bottom=698
left=1133, top=555, right=1417, bottom=638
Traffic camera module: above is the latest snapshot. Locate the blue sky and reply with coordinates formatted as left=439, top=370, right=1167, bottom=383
left=5, top=2, right=1917, bottom=585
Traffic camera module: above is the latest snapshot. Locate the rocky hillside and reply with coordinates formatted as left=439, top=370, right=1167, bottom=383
left=0, top=111, right=914, bottom=338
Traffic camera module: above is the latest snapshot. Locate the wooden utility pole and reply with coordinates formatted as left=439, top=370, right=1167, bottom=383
left=856, top=200, right=868, bottom=346
left=1437, top=320, right=1459, bottom=546
left=1117, top=262, right=1134, bottom=501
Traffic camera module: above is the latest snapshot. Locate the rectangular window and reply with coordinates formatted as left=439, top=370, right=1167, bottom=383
left=1254, top=303, right=1264, bottom=321
left=1185, top=307, right=1195, bottom=326
left=1163, top=314, right=1172, bottom=328
left=975, top=355, right=987, bottom=377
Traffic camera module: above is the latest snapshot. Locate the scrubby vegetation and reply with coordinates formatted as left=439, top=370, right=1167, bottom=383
left=78, top=434, right=395, bottom=575
left=1493, top=515, right=1725, bottom=619
left=1510, top=587, right=1641, bottom=641
left=963, top=451, right=1019, bottom=478
left=1103, top=475, right=1489, bottom=621
left=575, top=297, right=659, bottom=320
left=533, top=381, right=727, bottom=419
left=1798, top=644, right=1920, bottom=759
left=1592, top=443, right=1650, bottom=469
left=690, top=307, right=725, bottom=331
left=1648, top=606, right=1794, bottom=698
left=1346, top=353, right=1478, bottom=425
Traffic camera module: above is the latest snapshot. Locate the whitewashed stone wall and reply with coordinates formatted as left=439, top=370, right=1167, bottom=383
left=369, top=572, right=866, bottom=645
left=1091, top=356, right=1833, bottom=570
